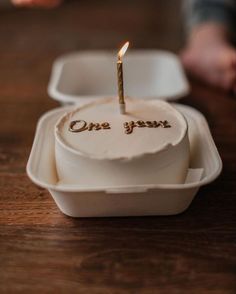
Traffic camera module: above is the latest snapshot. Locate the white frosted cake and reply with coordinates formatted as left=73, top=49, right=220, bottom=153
left=55, top=97, right=190, bottom=186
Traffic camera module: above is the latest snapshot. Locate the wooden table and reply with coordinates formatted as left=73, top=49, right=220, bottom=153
left=0, top=1, right=235, bottom=293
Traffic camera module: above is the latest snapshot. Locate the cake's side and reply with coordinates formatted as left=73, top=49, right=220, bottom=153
left=54, top=97, right=190, bottom=186
left=55, top=131, right=189, bottom=186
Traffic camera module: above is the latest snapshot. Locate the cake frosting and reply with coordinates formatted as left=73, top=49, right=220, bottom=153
left=56, top=97, right=187, bottom=160
left=54, top=97, right=190, bottom=186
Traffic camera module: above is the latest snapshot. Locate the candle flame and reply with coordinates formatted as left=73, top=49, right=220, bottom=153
left=118, top=41, right=129, bottom=61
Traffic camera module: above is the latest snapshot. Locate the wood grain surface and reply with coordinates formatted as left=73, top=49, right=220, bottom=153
left=0, top=1, right=236, bottom=293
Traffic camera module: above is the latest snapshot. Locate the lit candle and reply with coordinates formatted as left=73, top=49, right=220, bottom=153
left=117, top=41, right=129, bottom=114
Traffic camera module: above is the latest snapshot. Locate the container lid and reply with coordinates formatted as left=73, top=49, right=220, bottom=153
left=48, top=50, right=190, bottom=105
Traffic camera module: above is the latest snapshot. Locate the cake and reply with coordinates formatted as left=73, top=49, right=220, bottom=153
left=54, top=97, right=190, bottom=187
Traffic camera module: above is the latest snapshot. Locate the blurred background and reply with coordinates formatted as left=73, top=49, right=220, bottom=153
left=0, top=0, right=185, bottom=174
left=0, top=0, right=184, bottom=106
left=0, top=0, right=184, bottom=51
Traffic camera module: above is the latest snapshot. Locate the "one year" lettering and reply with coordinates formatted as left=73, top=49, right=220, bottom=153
left=68, top=119, right=171, bottom=134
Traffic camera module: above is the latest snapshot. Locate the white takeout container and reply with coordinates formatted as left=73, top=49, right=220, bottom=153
left=48, top=50, right=190, bottom=105
left=27, top=104, right=222, bottom=217
left=26, top=50, right=222, bottom=217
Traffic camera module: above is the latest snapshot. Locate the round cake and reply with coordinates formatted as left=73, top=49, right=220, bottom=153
left=55, top=97, right=190, bottom=186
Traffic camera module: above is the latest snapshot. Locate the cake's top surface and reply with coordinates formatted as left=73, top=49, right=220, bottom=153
left=55, top=97, right=187, bottom=160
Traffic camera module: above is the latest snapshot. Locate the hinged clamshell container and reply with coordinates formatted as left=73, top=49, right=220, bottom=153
left=48, top=50, right=190, bottom=105
left=27, top=50, right=222, bottom=217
